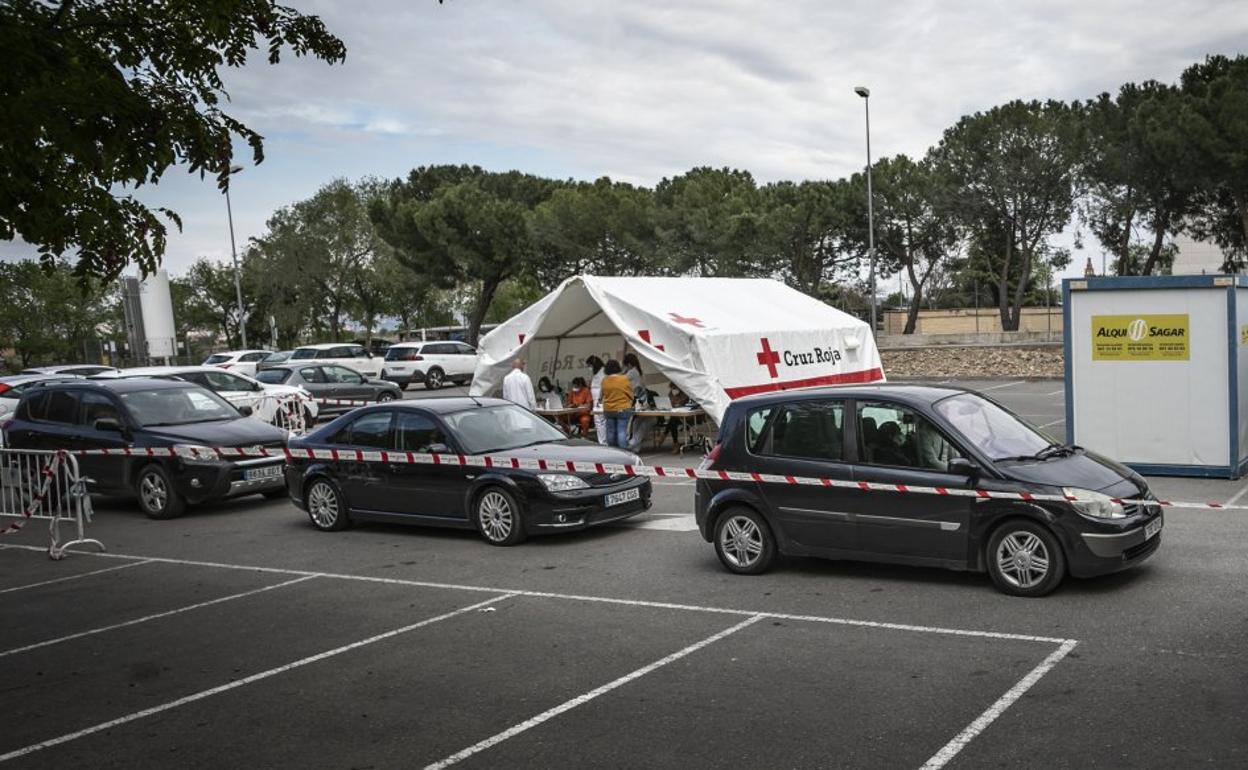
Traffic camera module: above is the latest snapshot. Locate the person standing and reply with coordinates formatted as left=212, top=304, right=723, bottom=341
left=599, top=359, right=634, bottom=448
left=502, top=358, right=537, bottom=411
left=588, top=356, right=608, bottom=444
left=622, top=353, right=655, bottom=451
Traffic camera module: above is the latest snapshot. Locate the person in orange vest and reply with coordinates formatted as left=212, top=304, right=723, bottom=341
left=565, top=376, right=593, bottom=436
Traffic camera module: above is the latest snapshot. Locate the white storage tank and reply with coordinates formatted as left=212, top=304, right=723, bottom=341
left=139, top=269, right=177, bottom=360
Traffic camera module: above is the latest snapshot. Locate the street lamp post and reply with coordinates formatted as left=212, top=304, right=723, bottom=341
left=854, top=86, right=877, bottom=335
left=225, top=164, right=247, bottom=349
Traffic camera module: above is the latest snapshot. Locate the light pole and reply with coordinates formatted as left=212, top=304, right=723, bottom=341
left=224, top=164, right=247, bottom=349
left=854, top=86, right=877, bottom=335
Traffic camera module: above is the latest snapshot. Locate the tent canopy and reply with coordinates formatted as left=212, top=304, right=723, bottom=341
left=470, top=275, right=885, bottom=423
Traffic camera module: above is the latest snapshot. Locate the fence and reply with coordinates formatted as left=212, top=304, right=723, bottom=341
left=0, top=449, right=104, bottom=559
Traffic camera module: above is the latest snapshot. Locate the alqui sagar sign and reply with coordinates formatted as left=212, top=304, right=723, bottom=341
left=1091, top=314, right=1190, bottom=361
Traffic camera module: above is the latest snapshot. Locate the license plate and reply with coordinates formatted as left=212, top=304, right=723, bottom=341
left=246, top=465, right=283, bottom=482
left=605, top=488, right=641, bottom=507
left=1144, top=517, right=1162, bottom=540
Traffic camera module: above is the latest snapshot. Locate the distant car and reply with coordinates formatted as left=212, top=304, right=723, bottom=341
left=695, top=384, right=1164, bottom=597
left=21, top=365, right=119, bottom=377
left=382, top=340, right=479, bottom=390
left=202, top=350, right=273, bottom=377
left=4, top=379, right=289, bottom=518
left=257, top=350, right=293, bottom=371
left=0, top=374, right=83, bottom=419
left=285, top=398, right=651, bottom=544
left=254, top=363, right=401, bottom=414
left=352, top=338, right=393, bottom=357
left=110, top=365, right=318, bottom=424
left=289, top=343, right=384, bottom=379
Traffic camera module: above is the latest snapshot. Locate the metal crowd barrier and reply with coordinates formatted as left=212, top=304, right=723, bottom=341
left=0, top=449, right=104, bottom=559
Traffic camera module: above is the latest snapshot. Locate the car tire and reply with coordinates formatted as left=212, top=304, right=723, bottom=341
left=377, top=391, right=396, bottom=403
left=713, top=506, right=776, bottom=575
left=304, top=476, right=350, bottom=532
left=424, top=367, right=444, bottom=390
left=986, top=519, right=1066, bottom=597
left=135, top=464, right=186, bottom=520
left=473, top=486, right=527, bottom=546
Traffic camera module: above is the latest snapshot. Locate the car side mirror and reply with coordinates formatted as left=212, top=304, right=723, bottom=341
left=94, top=418, right=122, bottom=432
left=948, top=457, right=980, bottom=478
left=426, top=443, right=451, bottom=454
left=238, top=405, right=254, bottom=417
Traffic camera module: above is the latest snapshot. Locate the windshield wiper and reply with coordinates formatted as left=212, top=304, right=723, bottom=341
left=994, top=444, right=1080, bottom=463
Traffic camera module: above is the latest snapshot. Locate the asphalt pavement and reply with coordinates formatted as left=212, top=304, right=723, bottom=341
left=1, top=377, right=1245, bottom=768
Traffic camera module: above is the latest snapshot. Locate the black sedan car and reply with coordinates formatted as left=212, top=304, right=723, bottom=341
left=255, top=363, right=401, bottom=414
left=4, top=379, right=289, bottom=519
left=695, top=384, right=1163, bottom=597
left=285, top=398, right=651, bottom=545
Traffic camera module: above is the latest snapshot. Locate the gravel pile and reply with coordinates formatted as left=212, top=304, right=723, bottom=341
left=881, top=345, right=1064, bottom=379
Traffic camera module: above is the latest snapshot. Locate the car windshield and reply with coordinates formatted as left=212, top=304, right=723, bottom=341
left=933, top=393, right=1054, bottom=461
left=443, top=405, right=567, bottom=454
left=203, top=354, right=231, bottom=365
left=119, top=387, right=240, bottom=426
left=254, top=369, right=290, bottom=384
left=290, top=349, right=318, bottom=360
left=266, top=351, right=292, bottom=363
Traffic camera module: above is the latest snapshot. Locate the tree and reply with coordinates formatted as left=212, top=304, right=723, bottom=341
left=653, top=167, right=765, bottom=276
left=1180, top=55, right=1248, bottom=270
left=933, top=100, right=1079, bottom=330
left=756, top=179, right=864, bottom=297
left=1075, top=82, right=1195, bottom=276
left=181, top=258, right=249, bottom=349
left=0, top=258, right=110, bottom=369
left=866, top=155, right=965, bottom=333
left=0, top=0, right=345, bottom=281
left=530, top=177, right=658, bottom=288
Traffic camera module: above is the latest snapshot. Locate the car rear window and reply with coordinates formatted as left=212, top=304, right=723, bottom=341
left=290, top=349, right=318, bottom=360
left=204, top=354, right=232, bottom=365
left=385, top=347, right=421, bottom=361
left=254, top=369, right=291, bottom=384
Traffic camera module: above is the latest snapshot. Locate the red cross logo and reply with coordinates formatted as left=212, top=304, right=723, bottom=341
left=518, top=333, right=526, bottom=345
left=756, top=338, right=781, bottom=378
left=669, top=313, right=705, bottom=328
left=638, top=329, right=665, bottom=351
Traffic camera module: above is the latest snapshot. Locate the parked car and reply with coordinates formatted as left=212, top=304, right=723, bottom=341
left=694, top=384, right=1163, bottom=597
left=254, top=363, right=401, bottom=414
left=0, top=374, right=83, bottom=420
left=382, top=340, right=479, bottom=390
left=285, top=398, right=651, bottom=544
left=257, top=350, right=293, bottom=371
left=202, top=349, right=273, bottom=377
left=353, top=338, right=393, bottom=357
left=21, top=364, right=119, bottom=377
left=289, top=343, right=384, bottom=379
left=109, top=366, right=318, bottom=425
left=4, top=379, right=289, bottom=518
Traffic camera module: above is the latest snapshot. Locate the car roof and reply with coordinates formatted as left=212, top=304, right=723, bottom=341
left=0, top=373, right=83, bottom=387
left=729, top=382, right=976, bottom=411
left=115, top=365, right=246, bottom=377
left=209, top=349, right=270, bottom=357
left=294, top=343, right=361, bottom=350
left=31, top=378, right=198, bottom=394
left=363, top=397, right=509, bottom=415
left=21, top=365, right=116, bottom=374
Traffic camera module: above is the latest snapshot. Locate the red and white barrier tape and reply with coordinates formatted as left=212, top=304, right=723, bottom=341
left=1, top=451, right=64, bottom=535
left=64, top=445, right=1244, bottom=511
left=313, top=397, right=375, bottom=408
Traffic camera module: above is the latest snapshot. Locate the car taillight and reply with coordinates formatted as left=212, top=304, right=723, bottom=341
left=219, top=364, right=233, bottom=370
left=698, top=442, right=722, bottom=472
left=0, top=383, right=10, bottom=396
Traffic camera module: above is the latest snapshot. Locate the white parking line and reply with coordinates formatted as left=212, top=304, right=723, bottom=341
left=0, top=559, right=153, bottom=595
left=1039, top=418, right=1065, bottom=428
left=622, top=514, right=699, bottom=532
left=920, top=639, right=1078, bottom=769
left=0, top=575, right=316, bottom=659
left=423, top=614, right=764, bottom=769
left=1223, top=481, right=1248, bottom=507
left=975, top=381, right=1024, bottom=392
left=0, top=545, right=1073, bottom=645
left=1046, top=389, right=1066, bottom=397
left=0, top=593, right=514, bottom=764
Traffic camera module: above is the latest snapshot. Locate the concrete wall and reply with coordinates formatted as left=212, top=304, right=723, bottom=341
left=882, top=307, right=1063, bottom=335
left=877, top=331, right=1062, bottom=349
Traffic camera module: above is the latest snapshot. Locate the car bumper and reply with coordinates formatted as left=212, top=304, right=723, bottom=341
left=525, top=478, right=652, bottom=532
left=382, top=368, right=425, bottom=385
left=172, top=456, right=286, bottom=504
left=1068, top=510, right=1164, bottom=577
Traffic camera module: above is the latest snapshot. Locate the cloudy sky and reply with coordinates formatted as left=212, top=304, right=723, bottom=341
left=9, top=0, right=1248, bottom=278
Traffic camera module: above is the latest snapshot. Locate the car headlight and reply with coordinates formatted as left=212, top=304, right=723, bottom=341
left=537, top=473, right=590, bottom=492
left=1063, top=487, right=1126, bottom=519
left=172, top=443, right=215, bottom=460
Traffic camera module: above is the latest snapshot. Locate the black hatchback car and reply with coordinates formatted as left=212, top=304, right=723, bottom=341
left=285, top=398, right=652, bottom=545
left=3, top=379, right=289, bottom=519
left=695, top=384, right=1163, bottom=596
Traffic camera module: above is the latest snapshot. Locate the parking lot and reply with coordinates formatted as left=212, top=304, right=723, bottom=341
left=2, top=378, right=1247, bottom=768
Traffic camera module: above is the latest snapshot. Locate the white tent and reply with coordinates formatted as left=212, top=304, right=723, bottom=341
left=470, top=275, right=885, bottom=423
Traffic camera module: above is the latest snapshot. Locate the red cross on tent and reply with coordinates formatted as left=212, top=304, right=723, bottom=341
left=669, top=312, right=705, bottom=328
left=638, top=329, right=665, bottom=351
left=518, top=333, right=526, bottom=345
left=756, top=337, right=780, bottom=378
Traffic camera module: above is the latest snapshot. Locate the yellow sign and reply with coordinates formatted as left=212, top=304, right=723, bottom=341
left=1091, top=314, right=1189, bottom=361
left=1241, top=324, right=1248, bottom=346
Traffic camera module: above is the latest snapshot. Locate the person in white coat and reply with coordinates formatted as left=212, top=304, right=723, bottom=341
left=502, top=358, right=537, bottom=411
left=588, top=356, right=608, bottom=444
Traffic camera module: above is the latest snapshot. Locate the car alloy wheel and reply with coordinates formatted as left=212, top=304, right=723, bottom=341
left=140, top=473, right=166, bottom=512
left=425, top=368, right=444, bottom=390
left=987, top=521, right=1065, bottom=597
left=377, top=391, right=395, bottom=403
left=306, top=478, right=349, bottom=531
left=136, top=465, right=185, bottom=519
left=475, top=488, right=526, bottom=546
left=713, top=506, right=775, bottom=575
